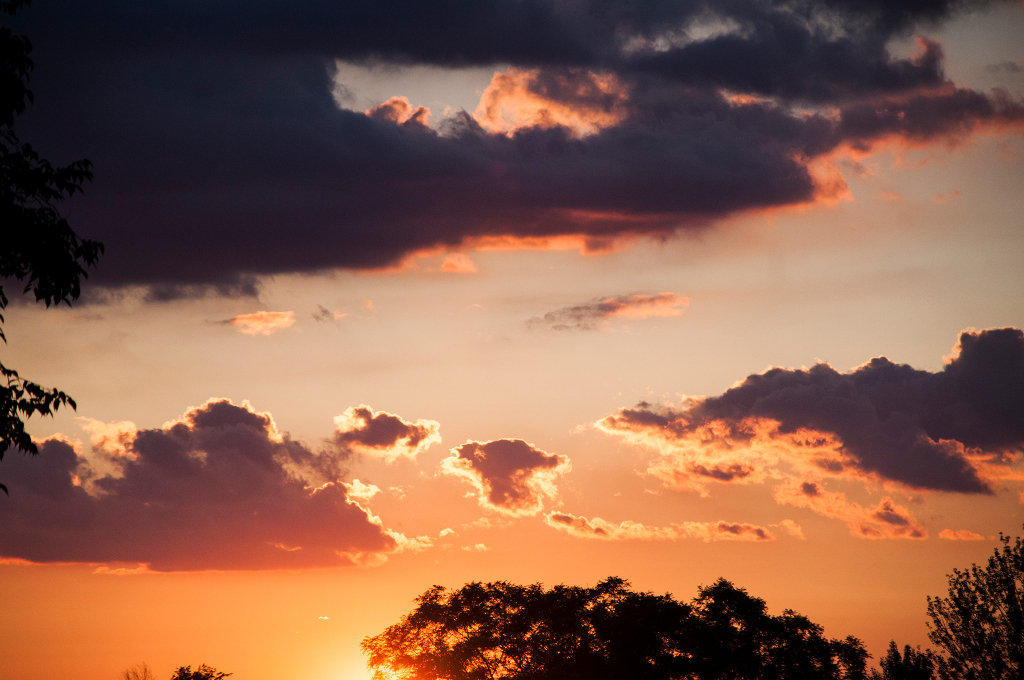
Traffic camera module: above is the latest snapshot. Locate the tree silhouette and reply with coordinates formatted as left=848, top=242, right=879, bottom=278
left=868, top=642, right=936, bottom=680
left=121, top=663, right=155, bottom=680
left=927, top=529, right=1024, bottom=680
left=169, top=665, right=231, bottom=680
left=362, top=576, right=868, bottom=680
left=1, top=0, right=102, bottom=492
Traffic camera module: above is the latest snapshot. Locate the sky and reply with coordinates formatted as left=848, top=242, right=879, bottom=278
left=2, top=0, right=1024, bottom=678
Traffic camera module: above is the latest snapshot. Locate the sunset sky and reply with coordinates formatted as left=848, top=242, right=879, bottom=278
left=2, top=1, right=1024, bottom=678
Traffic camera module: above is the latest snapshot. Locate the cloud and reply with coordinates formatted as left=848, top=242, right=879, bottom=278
left=597, top=328, right=1024, bottom=537
left=532, top=292, right=689, bottom=331
left=12, top=1, right=1023, bottom=297
left=939, top=528, right=987, bottom=541
left=441, top=439, right=570, bottom=516
left=0, top=399, right=418, bottom=570
left=227, top=311, right=296, bottom=335
left=544, top=511, right=775, bottom=542
left=333, top=405, right=441, bottom=462
left=774, top=480, right=926, bottom=540
left=601, top=328, right=1024, bottom=494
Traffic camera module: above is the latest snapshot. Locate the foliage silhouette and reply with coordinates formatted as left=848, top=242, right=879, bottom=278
left=927, top=529, right=1024, bottom=680
left=868, top=642, right=936, bottom=680
left=121, top=663, right=155, bottom=680
left=362, top=576, right=868, bottom=680
left=0, top=0, right=102, bottom=492
left=169, top=665, right=231, bottom=680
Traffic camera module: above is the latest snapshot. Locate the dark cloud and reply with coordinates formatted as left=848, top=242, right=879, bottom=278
left=0, top=399, right=399, bottom=570
left=530, top=292, right=689, bottom=331
left=8, top=1, right=1021, bottom=297
left=601, top=327, right=1024, bottom=494
left=333, top=405, right=441, bottom=462
left=442, top=439, right=570, bottom=516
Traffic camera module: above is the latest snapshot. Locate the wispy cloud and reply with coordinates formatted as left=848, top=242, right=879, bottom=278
left=227, top=311, right=296, bottom=335
left=545, top=511, right=775, bottom=542
left=532, top=293, right=689, bottom=331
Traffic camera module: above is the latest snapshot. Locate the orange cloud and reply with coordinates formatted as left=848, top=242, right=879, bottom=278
left=474, top=68, right=629, bottom=137
left=933, top=189, right=961, bottom=203
left=938, top=528, right=986, bottom=541
left=440, top=252, right=477, bottom=273
left=365, top=96, right=431, bottom=129
left=774, top=480, right=926, bottom=540
left=229, top=310, right=296, bottom=335
left=544, top=511, right=775, bottom=542
left=442, top=439, right=571, bottom=516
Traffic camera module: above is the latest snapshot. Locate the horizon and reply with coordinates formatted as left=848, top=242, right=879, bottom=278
left=2, top=1, right=1023, bottom=678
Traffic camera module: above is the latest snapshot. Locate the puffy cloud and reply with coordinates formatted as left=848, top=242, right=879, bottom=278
left=12, top=0, right=1022, bottom=297
left=333, top=405, right=441, bottom=462
left=0, top=400, right=411, bottom=570
left=532, top=292, right=689, bottom=331
left=601, top=328, right=1024, bottom=494
left=442, top=439, right=570, bottom=516
left=597, top=328, right=1024, bottom=537
left=544, top=511, right=775, bottom=542
left=228, top=311, right=296, bottom=335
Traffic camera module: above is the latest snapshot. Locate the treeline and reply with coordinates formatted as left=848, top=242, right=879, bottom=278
left=362, top=531, right=1023, bottom=680
left=128, top=531, right=1022, bottom=680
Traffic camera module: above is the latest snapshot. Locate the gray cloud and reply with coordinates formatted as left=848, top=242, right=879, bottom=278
left=600, top=327, right=1024, bottom=493
left=0, top=399, right=397, bottom=570
left=8, top=1, right=1020, bottom=297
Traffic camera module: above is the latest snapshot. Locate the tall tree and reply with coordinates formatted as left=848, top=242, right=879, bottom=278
left=927, top=529, right=1024, bottom=680
left=1, top=0, right=102, bottom=492
left=362, top=576, right=868, bottom=680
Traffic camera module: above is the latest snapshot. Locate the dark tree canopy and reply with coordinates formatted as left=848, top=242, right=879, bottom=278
left=927, top=529, right=1024, bottom=680
left=1, top=0, right=102, bottom=489
left=169, top=665, right=231, bottom=680
left=362, top=576, right=868, bottom=680
left=869, top=642, right=936, bottom=680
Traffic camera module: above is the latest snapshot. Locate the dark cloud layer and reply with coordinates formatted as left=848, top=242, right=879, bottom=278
left=0, top=400, right=395, bottom=570
left=602, top=328, right=1024, bottom=493
left=9, top=1, right=1023, bottom=296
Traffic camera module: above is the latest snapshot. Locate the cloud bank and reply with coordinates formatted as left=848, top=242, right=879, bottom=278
left=0, top=400, right=431, bottom=570
left=11, top=0, right=1023, bottom=297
